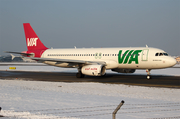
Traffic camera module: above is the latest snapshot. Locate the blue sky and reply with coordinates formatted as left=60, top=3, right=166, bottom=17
left=0, top=0, right=179, bottom=56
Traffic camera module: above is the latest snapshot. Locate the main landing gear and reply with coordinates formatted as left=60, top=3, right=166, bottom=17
left=146, top=69, right=151, bottom=80
left=76, top=72, right=85, bottom=78
left=76, top=68, right=85, bottom=78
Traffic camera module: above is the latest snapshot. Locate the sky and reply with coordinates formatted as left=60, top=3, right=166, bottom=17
left=0, top=0, right=179, bottom=56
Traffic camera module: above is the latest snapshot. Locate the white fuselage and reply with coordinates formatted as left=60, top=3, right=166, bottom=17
left=41, top=47, right=176, bottom=70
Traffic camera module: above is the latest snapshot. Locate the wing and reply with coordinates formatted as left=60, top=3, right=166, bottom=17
left=31, top=57, right=106, bottom=66
left=5, top=51, right=106, bottom=66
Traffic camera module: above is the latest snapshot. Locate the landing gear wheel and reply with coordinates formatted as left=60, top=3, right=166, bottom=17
left=146, top=69, right=152, bottom=80
left=81, top=74, right=85, bottom=78
left=76, top=72, right=85, bottom=78
left=147, top=75, right=151, bottom=80
left=101, top=73, right=106, bottom=77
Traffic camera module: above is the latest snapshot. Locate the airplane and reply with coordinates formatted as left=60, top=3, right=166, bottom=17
left=6, top=23, right=177, bottom=79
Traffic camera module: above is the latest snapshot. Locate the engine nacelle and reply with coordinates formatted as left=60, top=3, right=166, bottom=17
left=81, top=65, right=106, bottom=76
left=111, top=68, right=136, bottom=73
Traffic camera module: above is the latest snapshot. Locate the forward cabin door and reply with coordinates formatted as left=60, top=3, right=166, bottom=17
left=141, top=49, right=149, bottom=61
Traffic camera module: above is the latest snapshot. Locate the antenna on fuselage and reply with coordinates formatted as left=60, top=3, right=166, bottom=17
left=74, top=46, right=76, bottom=49
left=146, top=45, right=148, bottom=48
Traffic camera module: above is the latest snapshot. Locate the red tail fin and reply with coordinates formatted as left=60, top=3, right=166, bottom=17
left=23, top=23, right=48, bottom=51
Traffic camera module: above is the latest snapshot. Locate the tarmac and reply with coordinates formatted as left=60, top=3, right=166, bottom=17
left=0, top=71, right=180, bottom=88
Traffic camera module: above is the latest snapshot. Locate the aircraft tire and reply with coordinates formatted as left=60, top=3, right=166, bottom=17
left=147, top=75, right=151, bottom=80
left=76, top=72, right=84, bottom=78
left=101, top=73, right=106, bottom=77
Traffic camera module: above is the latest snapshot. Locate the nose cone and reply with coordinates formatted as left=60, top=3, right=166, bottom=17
left=168, top=57, right=177, bottom=67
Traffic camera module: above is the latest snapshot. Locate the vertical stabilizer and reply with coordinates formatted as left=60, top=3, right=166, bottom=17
left=23, top=23, right=48, bottom=51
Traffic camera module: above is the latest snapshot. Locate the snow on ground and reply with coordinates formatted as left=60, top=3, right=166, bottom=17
left=0, top=63, right=180, bottom=119
left=0, top=80, right=180, bottom=119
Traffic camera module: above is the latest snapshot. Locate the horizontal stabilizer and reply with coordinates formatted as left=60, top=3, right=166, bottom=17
left=4, top=51, right=33, bottom=57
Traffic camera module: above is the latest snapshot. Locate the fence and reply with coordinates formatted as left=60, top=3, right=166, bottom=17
left=1, top=102, right=180, bottom=119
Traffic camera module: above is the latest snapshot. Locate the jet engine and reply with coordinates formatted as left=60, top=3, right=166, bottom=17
left=111, top=68, right=136, bottom=73
left=81, top=65, right=106, bottom=76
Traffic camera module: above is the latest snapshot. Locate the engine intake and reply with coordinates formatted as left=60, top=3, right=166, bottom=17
left=81, top=65, right=106, bottom=76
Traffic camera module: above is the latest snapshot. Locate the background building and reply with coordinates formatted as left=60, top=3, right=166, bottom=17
left=175, top=56, right=180, bottom=64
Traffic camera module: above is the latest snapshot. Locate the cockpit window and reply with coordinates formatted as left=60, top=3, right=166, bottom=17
left=163, top=53, right=168, bottom=56
left=159, top=53, right=163, bottom=56
left=155, top=52, right=168, bottom=56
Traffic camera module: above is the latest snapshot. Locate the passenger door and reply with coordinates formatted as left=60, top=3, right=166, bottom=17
left=142, top=49, right=149, bottom=61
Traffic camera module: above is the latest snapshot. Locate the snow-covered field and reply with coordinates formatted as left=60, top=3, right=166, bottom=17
left=0, top=80, right=180, bottom=119
left=0, top=63, right=180, bottom=119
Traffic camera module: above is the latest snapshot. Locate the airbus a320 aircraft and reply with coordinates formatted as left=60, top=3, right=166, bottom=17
left=6, top=23, right=176, bottom=79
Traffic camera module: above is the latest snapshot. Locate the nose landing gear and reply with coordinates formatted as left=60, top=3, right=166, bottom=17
left=146, top=69, right=151, bottom=80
